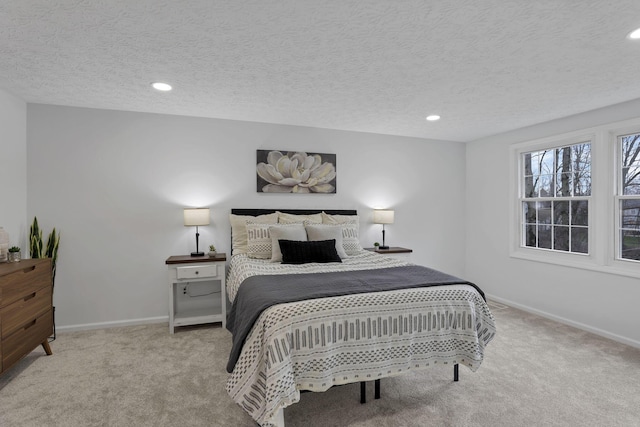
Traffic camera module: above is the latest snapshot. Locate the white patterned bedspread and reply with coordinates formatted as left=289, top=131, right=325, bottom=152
left=226, top=251, right=496, bottom=427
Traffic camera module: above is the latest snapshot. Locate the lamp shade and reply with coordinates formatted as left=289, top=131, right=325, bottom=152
left=184, top=208, right=210, bottom=226
left=373, top=209, right=395, bottom=224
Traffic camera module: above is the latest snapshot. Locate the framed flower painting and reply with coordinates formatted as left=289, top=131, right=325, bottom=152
left=256, top=150, right=337, bottom=193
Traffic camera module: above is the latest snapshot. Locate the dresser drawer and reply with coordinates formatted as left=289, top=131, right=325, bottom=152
left=2, top=310, right=52, bottom=372
left=1, top=285, right=52, bottom=339
left=176, top=264, right=218, bottom=279
left=0, top=260, right=52, bottom=308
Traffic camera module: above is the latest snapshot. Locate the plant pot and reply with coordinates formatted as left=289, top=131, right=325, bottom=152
left=8, top=251, right=21, bottom=262
left=208, top=251, right=217, bottom=257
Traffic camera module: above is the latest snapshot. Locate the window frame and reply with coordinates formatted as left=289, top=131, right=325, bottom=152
left=614, top=128, right=640, bottom=264
left=512, top=134, right=595, bottom=263
left=520, top=141, right=591, bottom=254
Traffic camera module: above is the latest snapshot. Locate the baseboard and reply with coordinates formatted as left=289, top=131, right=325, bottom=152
left=486, top=294, right=640, bottom=349
left=57, top=316, right=168, bottom=333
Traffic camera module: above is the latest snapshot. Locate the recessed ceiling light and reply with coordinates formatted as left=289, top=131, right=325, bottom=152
left=426, top=115, right=441, bottom=121
left=152, top=82, right=172, bottom=91
left=628, top=27, right=640, bottom=39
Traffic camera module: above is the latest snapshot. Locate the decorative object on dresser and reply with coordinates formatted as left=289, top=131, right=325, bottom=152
left=183, top=208, right=210, bottom=257
left=373, top=209, right=394, bottom=249
left=7, top=246, right=21, bottom=263
left=208, top=245, right=217, bottom=256
left=0, top=258, right=53, bottom=375
left=165, top=254, right=227, bottom=334
left=0, top=227, right=9, bottom=262
left=256, top=150, right=337, bottom=193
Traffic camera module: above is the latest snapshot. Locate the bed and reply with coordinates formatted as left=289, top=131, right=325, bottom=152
left=225, top=209, right=496, bottom=427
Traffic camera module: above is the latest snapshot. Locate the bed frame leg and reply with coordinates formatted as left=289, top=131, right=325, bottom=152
left=360, top=382, right=366, bottom=404
left=374, top=379, right=380, bottom=399
left=454, top=364, right=459, bottom=382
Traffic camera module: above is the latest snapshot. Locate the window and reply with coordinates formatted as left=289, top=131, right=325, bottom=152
left=520, top=142, right=591, bottom=254
left=617, top=132, right=640, bottom=262
left=511, top=117, right=640, bottom=277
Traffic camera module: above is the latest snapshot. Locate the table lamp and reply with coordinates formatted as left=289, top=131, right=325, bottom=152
left=184, top=208, right=210, bottom=256
left=373, top=209, right=394, bottom=250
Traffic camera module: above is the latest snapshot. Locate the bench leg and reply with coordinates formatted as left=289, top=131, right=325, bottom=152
left=360, top=382, right=366, bottom=404
left=375, top=379, right=380, bottom=399
left=454, top=364, right=459, bottom=382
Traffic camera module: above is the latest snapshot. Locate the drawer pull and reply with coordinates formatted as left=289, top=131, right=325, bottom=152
left=195, top=271, right=199, bottom=275
left=24, top=319, right=37, bottom=330
left=22, top=265, right=36, bottom=274
left=24, top=292, right=37, bottom=302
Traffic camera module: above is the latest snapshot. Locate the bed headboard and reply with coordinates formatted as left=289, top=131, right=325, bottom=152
left=231, top=208, right=357, bottom=216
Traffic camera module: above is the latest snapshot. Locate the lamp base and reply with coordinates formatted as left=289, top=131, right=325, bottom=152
left=378, top=246, right=390, bottom=250
left=190, top=251, right=205, bottom=257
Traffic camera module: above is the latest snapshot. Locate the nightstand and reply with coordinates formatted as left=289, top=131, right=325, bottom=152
left=365, top=247, right=413, bottom=261
left=165, top=254, right=227, bottom=334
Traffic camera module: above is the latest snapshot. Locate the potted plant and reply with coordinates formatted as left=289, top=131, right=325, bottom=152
left=373, top=242, right=380, bottom=251
left=208, top=245, right=217, bottom=257
left=30, top=217, right=60, bottom=285
left=8, top=246, right=21, bottom=262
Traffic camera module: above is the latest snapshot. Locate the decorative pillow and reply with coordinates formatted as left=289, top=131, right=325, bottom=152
left=229, top=213, right=278, bottom=254
left=246, top=222, right=274, bottom=259
left=321, top=211, right=359, bottom=227
left=269, top=224, right=307, bottom=262
left=340, top=221, right=363, bottom=255
left=279, top=239, right=342, bottom=264
left=277, top=212, right=322, bottom=224
left=304, top=223, right=348, bottom=259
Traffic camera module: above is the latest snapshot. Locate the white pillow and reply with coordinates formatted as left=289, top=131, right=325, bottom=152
left=321, top=211, right=359, bottom=227
left=304, top=224, right=348, bottom=259
left=270, top=224, right=307, bottom=262
left=229, top=213, right=278, bottom=254
left=278, top=212, right=322, bottom=224
left=340, top=221, right=363, bottom=255
left=246, top=222, right=275, bottom=259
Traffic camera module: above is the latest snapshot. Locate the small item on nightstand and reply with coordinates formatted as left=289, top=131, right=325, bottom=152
left=373, top=242, right=380, bottom=251
left=208, top=244, right=217, bottom=256
left=7, top=246, right=21, bottom=262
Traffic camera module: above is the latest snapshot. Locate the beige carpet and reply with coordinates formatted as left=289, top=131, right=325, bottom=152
left=1, top=303, right=639, bottom=427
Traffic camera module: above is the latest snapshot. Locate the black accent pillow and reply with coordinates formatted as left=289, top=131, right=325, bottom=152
left=278, top=239, right=342, bottom=264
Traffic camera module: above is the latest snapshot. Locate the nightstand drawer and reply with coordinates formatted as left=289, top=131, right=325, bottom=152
left=2, top=310, right=52, bottom=371
left=176, top=264, right=218, bottom=279
left=1, top=286, right=52, bottom=338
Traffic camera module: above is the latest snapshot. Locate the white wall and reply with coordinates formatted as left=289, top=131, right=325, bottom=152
left=466, top=98, right=640, bottom=347
left=0, top=88, right=27, bottom=249
left=27, top=104, right=467, bottom=329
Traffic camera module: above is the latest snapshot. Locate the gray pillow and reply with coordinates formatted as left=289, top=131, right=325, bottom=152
left=304, top=224, right=349, bottom=259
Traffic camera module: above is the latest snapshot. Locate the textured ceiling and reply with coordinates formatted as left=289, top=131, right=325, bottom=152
left=2, top=1, right=640, bottom=142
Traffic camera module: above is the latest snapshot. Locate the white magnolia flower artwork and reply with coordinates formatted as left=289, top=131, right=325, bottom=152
left=256, top=150, right=337, bottom=193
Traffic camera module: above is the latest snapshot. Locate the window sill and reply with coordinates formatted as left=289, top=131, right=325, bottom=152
left=510, top=247, right=640, bottom=279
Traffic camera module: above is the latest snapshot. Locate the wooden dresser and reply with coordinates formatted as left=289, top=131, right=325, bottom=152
left=0, top=258, right=53, bottom=374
